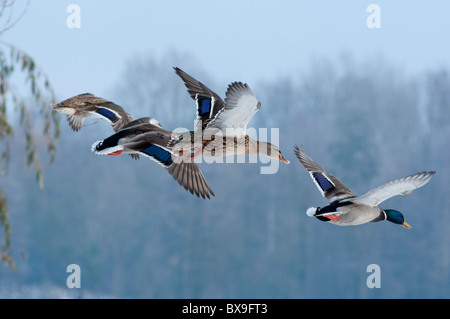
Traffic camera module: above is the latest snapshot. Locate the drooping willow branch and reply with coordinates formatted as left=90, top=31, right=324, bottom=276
left=0, top=35, right=60, bottom=268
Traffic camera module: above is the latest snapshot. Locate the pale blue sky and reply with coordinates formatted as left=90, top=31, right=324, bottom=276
left=3, top=0, right=450, bottom=99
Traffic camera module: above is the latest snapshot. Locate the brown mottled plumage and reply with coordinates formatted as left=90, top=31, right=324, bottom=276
left=52, top=93, right=132, bottom=132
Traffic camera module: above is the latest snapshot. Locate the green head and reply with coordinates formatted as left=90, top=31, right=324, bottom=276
left=384, top=209, right=411, bottom=229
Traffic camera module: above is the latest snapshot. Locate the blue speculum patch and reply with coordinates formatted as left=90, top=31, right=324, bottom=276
left=142, top=145, right=173, bottom=166
left=198, top=98, right=211, bottom=116
left=96, top=108, right=117, bottom=120
left=312, top=172, right=334, bottom=192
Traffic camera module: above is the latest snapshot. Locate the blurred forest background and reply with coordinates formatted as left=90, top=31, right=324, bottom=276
left=0, top=49, right=449, bottom=298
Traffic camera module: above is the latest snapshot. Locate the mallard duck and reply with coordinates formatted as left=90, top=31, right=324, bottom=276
left=92, top=117, right=215, bottom=199
left=172, top=67, right=290, bottom=164
left=294, top=145, right=435, bottom=228
left=52, top=93, right=132, bottom=132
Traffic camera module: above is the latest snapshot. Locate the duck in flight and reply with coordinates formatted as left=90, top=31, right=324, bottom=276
left=52, top=94, right=214, bottom=199
left=52, top=93, right=132, bottom=132
left=294, top=145, right=435, bottom=228
left=172, top=67, right=290, bottom=164
left=91, top=117, right=215, bottom=199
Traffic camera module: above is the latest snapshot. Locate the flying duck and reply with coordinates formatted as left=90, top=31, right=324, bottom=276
left=52, top=93, right=132, bottom=132
left=294, top=145, right=435, bottom=228
left=92, top=117, right=215, bottom=199
left=171, top=67, right=290, bottom=164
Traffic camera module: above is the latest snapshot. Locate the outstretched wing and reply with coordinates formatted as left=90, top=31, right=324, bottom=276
left=205, top=82, right=260, bottom=137
left=138, top=144, right=215, bottom=200
left=294, top=145, right=355, bottom=202
left=348, top=171, right=435, bottom=207
left=167, top=160, right=215, bottom=200
left=121, top=129, right=215, bottom=200
left=174, top=67, right=224, bottom=131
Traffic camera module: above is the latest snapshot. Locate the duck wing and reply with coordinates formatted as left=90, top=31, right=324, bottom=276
left=348, top=171, right=435, bottom=207
left=294, top=145, right=355, bottom=202
left=205, top=82, right=260, bottom=138
left=90, top=101, right=132, bottom=132
left=137, top=141, right=215, bottom=199
left=118, top=129, right=215, bottom=199
left=168, top=160, right=215, bottom=199
left=174, top=67, right=224, bottom=131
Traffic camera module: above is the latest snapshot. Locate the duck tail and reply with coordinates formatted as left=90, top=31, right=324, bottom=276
left=306, top=207, right=317, bottom=217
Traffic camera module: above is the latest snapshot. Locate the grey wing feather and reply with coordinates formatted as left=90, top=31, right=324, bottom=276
left=174, top=67, right=224, bottom=103
left=66, top=114, right=85, bottom=131
left=349, top=171, right=436, bottom=207
left=167, top=161, right=215, bottom=199
left=173, top=67, right=225, bottom=115
left=205, top=82, right=260, bottom=136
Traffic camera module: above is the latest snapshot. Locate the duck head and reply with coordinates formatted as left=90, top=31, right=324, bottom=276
left=384, top=209, right=411, bottom=229
left=52, top=93, right=96, bottom=111
left=258, top=141, right=290, bottom=164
